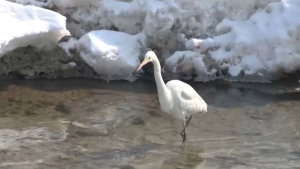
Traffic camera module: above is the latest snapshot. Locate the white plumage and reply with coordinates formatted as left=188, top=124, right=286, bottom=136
left=137, top=51, right=208, bottom=144
left=166, top=80, right=207, bottom=118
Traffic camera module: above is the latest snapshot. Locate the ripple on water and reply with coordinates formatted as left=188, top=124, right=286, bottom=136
left=0, top=127, right=67, bottom=150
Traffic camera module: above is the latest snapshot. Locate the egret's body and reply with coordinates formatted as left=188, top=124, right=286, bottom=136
left=137, top=51, right=208, bottom=144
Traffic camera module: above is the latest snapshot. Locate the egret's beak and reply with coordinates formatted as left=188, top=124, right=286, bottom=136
left=136, top=60, right=148, bottom=72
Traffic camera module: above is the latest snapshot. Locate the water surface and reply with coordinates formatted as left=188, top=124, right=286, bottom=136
left=0, top=78, right=300, bottom=169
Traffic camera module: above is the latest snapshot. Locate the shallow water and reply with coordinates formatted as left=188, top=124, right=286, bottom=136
left=0, top=77, right=300, bottom=169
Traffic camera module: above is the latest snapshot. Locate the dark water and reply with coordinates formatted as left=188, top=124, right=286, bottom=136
left=0, top=77, right=300, bottom=169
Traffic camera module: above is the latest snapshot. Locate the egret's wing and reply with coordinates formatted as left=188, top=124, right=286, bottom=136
left=179, top=88, right=207, bottom=114
left=166, top=80, right=207, bottom=114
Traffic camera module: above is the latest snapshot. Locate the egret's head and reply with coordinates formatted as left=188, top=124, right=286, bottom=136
left=136, top=51, right=156, bottom=72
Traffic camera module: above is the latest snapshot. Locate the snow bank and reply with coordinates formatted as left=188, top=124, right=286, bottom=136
left=8, top=0, right=300, bottom=82
left=16, top=0, right=277, bottom=39
left=0, top=0, right=70, bottom=57
left=186, top=0, right=300, bottom=81
left=76, top=30, right=141, bottom=81
left=13, top=0, right=54, bottom=8
left=58, top=37, right=78, bottom=56
left=164, top=51, right=208, bottom=80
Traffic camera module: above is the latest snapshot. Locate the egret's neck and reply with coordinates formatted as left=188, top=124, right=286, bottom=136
left=152, top=57, right=170, bottom=100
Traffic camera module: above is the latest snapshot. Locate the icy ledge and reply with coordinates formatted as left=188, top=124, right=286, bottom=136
left=0, top=0, right=70, bottom=57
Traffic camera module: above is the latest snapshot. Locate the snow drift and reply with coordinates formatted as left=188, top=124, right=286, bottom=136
left=76, top=30, right=142, bottom=81
left=0, top=0, right=70, bottom=57
left=185, top=0, right=300, bottom=82
left=4, top=0, right=300, bottom=83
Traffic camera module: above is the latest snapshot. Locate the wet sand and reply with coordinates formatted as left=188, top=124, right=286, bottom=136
left=0, top=77, right=300, bottom=169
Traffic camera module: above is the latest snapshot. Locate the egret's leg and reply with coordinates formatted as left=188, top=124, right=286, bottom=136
left=180, top=115, right=192, bottom=135
left=180, top=119, right=185, bottom=138
left=185, top=115, right=193, bottom=128
left=180, top=119, right=187, bottom=144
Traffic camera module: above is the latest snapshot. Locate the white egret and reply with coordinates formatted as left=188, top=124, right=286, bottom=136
left=137, top=51, right=208, bottom=144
